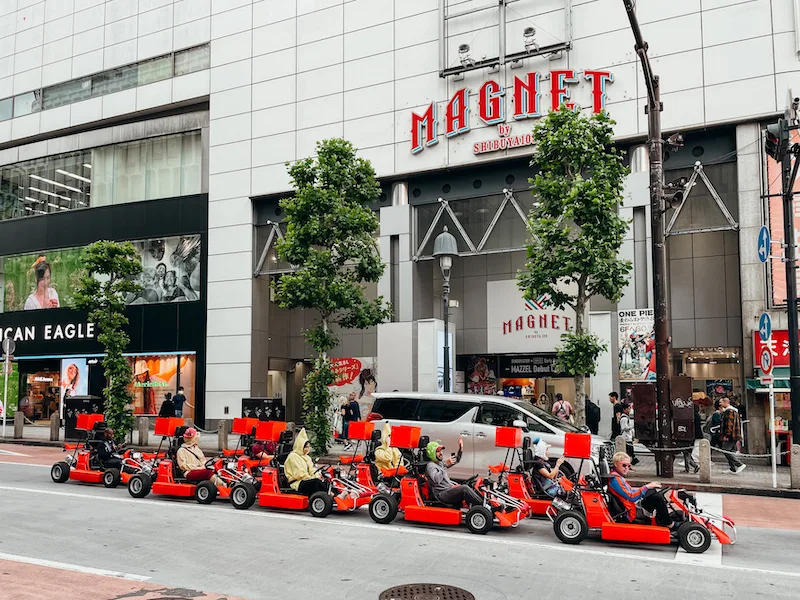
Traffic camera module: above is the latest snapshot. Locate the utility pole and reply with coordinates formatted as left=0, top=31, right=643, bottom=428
left=622, top=0, right=673, bottom=477
left=768, top=115, right=800, bottom=441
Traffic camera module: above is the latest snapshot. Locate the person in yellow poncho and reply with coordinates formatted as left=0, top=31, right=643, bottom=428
left=374, top=423, right=408, bottom=476
left=283, top=428, right=328, bottom=497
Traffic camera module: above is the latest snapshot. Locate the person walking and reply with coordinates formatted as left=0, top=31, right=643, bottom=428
left=585, top=395, right=601, bottom=435
left=720, top=396, right=746, bottom=474
left=609, top=391, right=623, bottom=440
left=552, top=393, right=573, bottom=424
left=158, top=393, right=176, bottom=418
left=619, top=402, right=639, bottom=466
left=173, top=386, right=187, bottom=417
left=705, top=399, right=723, bottom=448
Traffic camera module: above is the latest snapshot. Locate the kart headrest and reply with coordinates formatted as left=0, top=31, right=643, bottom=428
left=522, top=436, right=531, bottom=450
left=597, top=458, right=611, bottom=484
left=92, top=420, right=108, bottom=432
left=418, top=435, right=430, bottom=449
left=278, top=430, right=293, bottom=444
left=370, top=430, right=382, bottom=443
left=174, top=426, right=189, bottom=441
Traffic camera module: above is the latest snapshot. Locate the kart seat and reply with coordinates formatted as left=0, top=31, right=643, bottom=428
left=410, top=436, right=431, bottom=473
left=597, top=459, right=612, bottom=487
left=365, top=430, right=382, bottom=462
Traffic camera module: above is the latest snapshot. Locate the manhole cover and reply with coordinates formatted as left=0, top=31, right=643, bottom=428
left=379, top=583, right=475, bottom=600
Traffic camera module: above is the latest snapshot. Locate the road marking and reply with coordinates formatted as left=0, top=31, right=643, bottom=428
left=1, top=484, right=798, bottom=580
left=0, top=552, right=150, bottom=581
left=0, top=449, right=30, bottom=456
left=674, top=492, right=724, bottom=566
left=0, top=461, right=51, bottom=468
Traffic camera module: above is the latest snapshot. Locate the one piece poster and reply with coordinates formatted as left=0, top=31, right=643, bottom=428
left=618, top=309, right=656, bottom=381
left=465, top=356, right=498, bottom=395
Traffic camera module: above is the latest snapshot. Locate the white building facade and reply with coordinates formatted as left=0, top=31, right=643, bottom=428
left=0, top=0, right=798, bottom=452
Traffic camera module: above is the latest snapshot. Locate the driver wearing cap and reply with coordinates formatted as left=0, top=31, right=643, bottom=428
left=177, top=428, right=222, bottom=485
left=424, top=437, right=483, bottom=508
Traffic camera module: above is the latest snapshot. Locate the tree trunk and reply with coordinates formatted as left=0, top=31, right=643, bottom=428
left=573, top=295, right=586, bottom=428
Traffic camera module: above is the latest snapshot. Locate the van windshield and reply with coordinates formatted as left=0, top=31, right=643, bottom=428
left=512, top=400, right=582, bottom=433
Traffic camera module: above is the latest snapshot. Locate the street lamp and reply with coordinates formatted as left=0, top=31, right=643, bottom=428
left=433, top=226, right=458, bottom=392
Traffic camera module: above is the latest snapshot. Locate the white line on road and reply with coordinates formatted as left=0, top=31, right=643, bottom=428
left=1, top=484, right=797, bottom=581
left=0, top=551, right=150, bottom=582
left=0, top=461, right=52, bottom=468
left=0, top=448, right=30, bottom=456
left=673, top=492, right=724, bottom=566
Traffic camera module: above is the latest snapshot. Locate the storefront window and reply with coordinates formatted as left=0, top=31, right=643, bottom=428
left=129, top=353, right=196, bottom=418
left=673, top=347, right=742, bottom=420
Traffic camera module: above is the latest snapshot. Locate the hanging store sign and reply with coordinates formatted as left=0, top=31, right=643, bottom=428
left=753, top=329, right=798, bottom=368
left=411, top=69, right=613, bottom=154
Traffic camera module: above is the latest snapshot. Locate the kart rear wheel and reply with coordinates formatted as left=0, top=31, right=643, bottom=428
left=230, top=482, right=257, bottom=510
left=308, top=491, right=333, bottom=518
left=368, top=494, right=398, bottom=524
left=128, top=473, right=152, bottom=498
left=51, top=462, right=70, bottom=483
left=195, top=480, right=218, bottom=504
left=678, top=522, right=711, bottom=554
left=553, top=510, right=588, bottom=544
left=466, top=506, right=494, bottom=535
left=103, top=468, right=121, bottom=488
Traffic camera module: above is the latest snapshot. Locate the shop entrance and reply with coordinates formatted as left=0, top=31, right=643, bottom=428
left=17, top=359, right=60, bottom=422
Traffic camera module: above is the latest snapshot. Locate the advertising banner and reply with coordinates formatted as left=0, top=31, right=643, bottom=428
left=618, top=309, right=656, bottom=381
left=487, top=279, right=576, bottom=354
left=464, top=356, right=498, bottom=395
left=2, top=234, right=202, bottom=313
left=60, top=358, right=88, bottom=408
left=328, top=357, right=377, bottom=418
left=753, top=329, right=796, bottom=368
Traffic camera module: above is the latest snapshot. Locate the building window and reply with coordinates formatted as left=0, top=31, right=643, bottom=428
left=0, top=131, right=202, bottom=221
left=0, top=44, right=209, bottom=121
left=175, top=45, right=210, bottom=76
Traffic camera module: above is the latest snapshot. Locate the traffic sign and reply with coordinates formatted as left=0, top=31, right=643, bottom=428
left=759, top=313, right=772, bottom=342
left=2, top=337, right=14, bottom=355
left=761, top=348, right=774, bottom=376
left=761, top=374, right=774, bottom=385
left=757, top=226, right=771, bottom=263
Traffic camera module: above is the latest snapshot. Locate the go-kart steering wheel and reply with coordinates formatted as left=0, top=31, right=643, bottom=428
left=465, top=474, right=480, bottom=488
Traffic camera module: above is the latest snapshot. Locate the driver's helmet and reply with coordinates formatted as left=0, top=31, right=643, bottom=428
left=533, top=440, right=549, bottom=459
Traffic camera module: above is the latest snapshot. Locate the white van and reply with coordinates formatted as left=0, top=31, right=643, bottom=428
left=367, top=392, right=611, bottom=480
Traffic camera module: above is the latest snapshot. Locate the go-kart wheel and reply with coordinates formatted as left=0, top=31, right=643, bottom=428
left=230, top=482, right=257, bottom=510
left=195, top=480, right=218, bottom=504
left=553, top=510, right=589, bottom=544
left=103, top=468, right=121, bottom=488
left=308, top=491, right=333, bottom=518
left=678, top=522, right=711, bottom=554
left=466, top=506, right=494, bottom=535
left=128, top=473, right=152, bottom=498
left=368, top=494, right=398, bottom=524
left=51, top=462, right=70, bottom=483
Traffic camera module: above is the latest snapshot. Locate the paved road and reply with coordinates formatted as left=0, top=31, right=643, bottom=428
left=2, top=444, right=799, bottom=600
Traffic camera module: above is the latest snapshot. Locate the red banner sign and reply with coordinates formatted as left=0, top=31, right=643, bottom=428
left=330, top=358, right=364, bottom=387
left=752, top=329, right=798, bottom=367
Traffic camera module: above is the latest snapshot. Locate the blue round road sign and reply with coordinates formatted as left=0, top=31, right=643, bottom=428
left=757, top=226, right=770, bottom=264
left=759, top=312, right=772, bottom=342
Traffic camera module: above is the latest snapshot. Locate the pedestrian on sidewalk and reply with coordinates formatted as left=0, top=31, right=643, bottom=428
left=159, top=393, right=176, bottom=418
left=585, top=395, right=601, bottom=435
left=719, top=396, right=746, bottom=474
left=609, top=391, right=623, bottom=440
left=552, top=394, right=574, bottom=424
left=619, top=402, right=638, bottom=466
left=705, top=399, right=722, bottom=448
left=173, top=387, right=187, bottom=417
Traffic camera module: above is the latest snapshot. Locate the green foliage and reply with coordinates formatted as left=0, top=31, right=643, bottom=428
left=302, top=358, right=336, bottom=456
left=274, top=138, right=391, bottom=451
left=555, top=331, right=608, bottom=379
left=518, top=107, right=632, bottom=426
left=3, top=247, right=88, bottom=312
left=74, top=241, right=142, bottom=441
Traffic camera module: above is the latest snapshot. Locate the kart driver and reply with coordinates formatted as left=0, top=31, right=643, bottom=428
left=176, top=428, right=223, bottom=485
left=97, top=428, right=125, bottom=471
left=374, top=423, right=408, bottom=476
left=425, top=437, right=483, bottom=508
left=608, top=451, right=674, bottom=528
left=284, top=428, right=328, bottom=496
left=530, top=440, right=566, bottom=498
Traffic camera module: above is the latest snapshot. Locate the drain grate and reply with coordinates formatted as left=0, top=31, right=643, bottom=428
left=379, top=583, right=475, bottom=600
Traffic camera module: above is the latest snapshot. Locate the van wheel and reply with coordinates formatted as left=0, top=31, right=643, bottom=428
left=51, top=462, right=70, bottom=483
left=678, top=522, right=711, bottom=554
left=308, top=492, right=333, bottom=518
left=230, top=482, right=257, bottom=510
left=554, top=510, right=588, bottom=544
left=128, top=474, right=152, bottom=498
left=368, top=494, right=398, bottom=524
left=466, top=506, right=494, bottom=535
left=103, top=468, right=121, bottom=488
left=195, top=481, right=218, bottom=504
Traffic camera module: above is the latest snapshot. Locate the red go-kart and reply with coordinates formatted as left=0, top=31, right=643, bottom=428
left=367, top=426, right=530, bottom=534
left=230, top=423, right=374, bottom=517
left=488, top=427, right=574, bottom=517
left=547, top=433, right=737, bottom=554
left=51, top=414, right=160, bottom=488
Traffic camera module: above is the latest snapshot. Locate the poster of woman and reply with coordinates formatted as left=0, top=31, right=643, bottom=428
left=618, top=309, right=656, bottom=381
left=60, top=359, right=88, bottom=402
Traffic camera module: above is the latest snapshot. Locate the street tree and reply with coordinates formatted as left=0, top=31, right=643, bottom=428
left=274, top=138, right=391, bottom=456
left=518, top=107, right=632, bottom=427
left=74, top=241, right=142, bottom=440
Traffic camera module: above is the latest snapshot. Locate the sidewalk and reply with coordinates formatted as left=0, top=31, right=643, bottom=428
left=627, top=452, right=797, bottom=498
